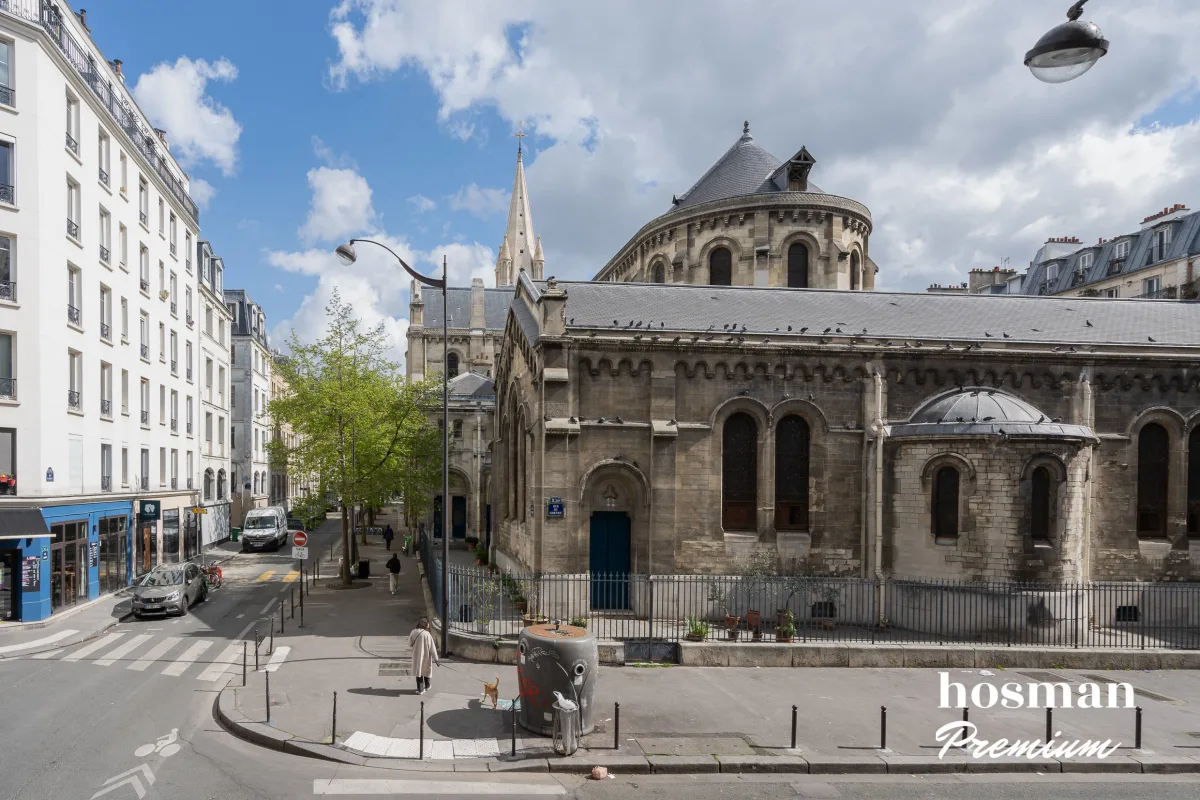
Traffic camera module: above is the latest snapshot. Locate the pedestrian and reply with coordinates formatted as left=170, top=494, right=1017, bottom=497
left=409, top=617, right=439, bottom=695
left=383, top=525, right=394, bottom=551
left=386, top=552, right=402, bottom=594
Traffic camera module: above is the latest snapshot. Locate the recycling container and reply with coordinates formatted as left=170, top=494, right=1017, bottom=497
left=517, top=622, right=599, bottom=736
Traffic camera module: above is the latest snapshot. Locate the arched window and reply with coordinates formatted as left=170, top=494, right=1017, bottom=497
left=652, top=262, right=665, bottom=284
left=447, top=352, right=460, bottom=378
left=932, top=466, right=959, bottom=539
left=722, top=412, right=758, bottom=530
left=850, top=251, right=861, bottom=290
left=1189, top=427, right=1200, bottom=536
left=453, top=419, right=463, bottom=439
left=775, top=415, right=810, bottom=530
left=787, top=243, right=808, bottom=289
left=204, top=469, right=214, bottom=501
left=1031, top=466, right=1051, bottom=541
left=709, top=247, right=732, bottom=286
left=217, top=469, right=227, bottom=500
left=1138, top=423, right=1170, bottom=537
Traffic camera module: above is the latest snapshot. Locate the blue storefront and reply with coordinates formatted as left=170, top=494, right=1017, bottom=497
left=0, top=500, right=134, bottom=623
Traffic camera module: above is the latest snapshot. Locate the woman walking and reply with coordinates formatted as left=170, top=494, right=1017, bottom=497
left=409, top=617, right=439, bottom=695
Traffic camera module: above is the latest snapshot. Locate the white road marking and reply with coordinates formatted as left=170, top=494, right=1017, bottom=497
left=259, top=598, right=277, bottom=615
left=262, top=645, right=290, bottom=672
left=95, top=634, right=154, bottom=667
left=31, top=648, right=65, bottom=659
left=233, top=619, right=259, bottom=642
left=161, top=640, right=212, bottom=676
left=197, top=644, right=242, bottom=681
left=62, top=633, right=125, bottom=662
left=0, top=628, right=79, bottom=654
left=312, top=779, right=564, bottom=795
left=236, top=614, right=245, bottom=619
left=128, top=637, right=182, bottom=671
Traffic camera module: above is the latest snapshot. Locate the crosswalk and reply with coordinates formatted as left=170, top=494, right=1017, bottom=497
left=22, top=631, right=289, bottom=680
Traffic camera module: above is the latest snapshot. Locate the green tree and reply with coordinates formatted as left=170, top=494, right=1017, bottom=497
left=268, top=290, right=440, bottom=584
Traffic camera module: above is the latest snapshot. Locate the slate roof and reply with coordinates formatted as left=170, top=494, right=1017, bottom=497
left=552, top=281, right=1200, bottom=347
left=423, top=287, right=512, bottom=330
left=670, top=128, right=822, bottom=213
left=889, top=388, right=1095, bottom=440
left=447, top=371, right=495, bottom=400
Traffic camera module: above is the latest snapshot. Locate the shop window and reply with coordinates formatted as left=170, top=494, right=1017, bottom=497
left=774, top=415, right=810, bottom=530
left=722, top=412, right=757, bottom=530
left=932, top=466, right=959, bottom=539
left=1137, top=423, right=1170, bottom=537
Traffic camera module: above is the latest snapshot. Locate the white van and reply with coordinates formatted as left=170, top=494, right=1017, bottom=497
left=241, top=506, right=287, bottom=552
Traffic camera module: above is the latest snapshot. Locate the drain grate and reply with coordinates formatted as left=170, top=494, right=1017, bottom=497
left=1017, top=671, right=1068, bottom=683
left=378, top=661, right=411, bottom=677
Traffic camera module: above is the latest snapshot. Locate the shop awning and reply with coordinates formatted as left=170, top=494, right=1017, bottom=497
left=0, top=508, right=52, bottom=539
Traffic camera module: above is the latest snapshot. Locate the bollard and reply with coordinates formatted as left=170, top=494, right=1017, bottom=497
left=419, top=701, right=425, bottom=760
left=957, top=708, right=968, bottom=748
left=269, top=620, right=274, bottom=656
left=255, top=629, right=260, bottom=670
left=300, top=583, right=305, bottom=628
left=242, top=641, right=247, bottom=686
left=280, top=600, right=285, bottom=635
left=1046, top=707, right=1052, bottom=742
left=791, top=704, right=798, bottom=750
left=511, top=697, right=517, bottom=756
left=290, top=586, right=295, bottom=619
left=880, top=706, right=887, bottom=750
left=332, top=691, right=338, bottom=745
left=614, top=702, right=620, bottom=750
left=1135, top=706, right=1143, bottom=750
left=265, top=668, right=271, bottom=724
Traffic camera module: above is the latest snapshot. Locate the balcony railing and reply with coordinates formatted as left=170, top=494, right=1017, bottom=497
left=100, top=321, right=110, bottom=340
left=171, top=359, right=177, bottom=373
left=65, top=131, right=78, bottom=154
left=186, top=259, right=192, bottom=272
left=66, top=218, right=79, bottom=239
left=170, top=419, right=178, bottom=433
left=67, top=390, right=81, bottom=410
left=140, top=343, right=149, bottom=358
left=1136, top=285, right=1177, bottom=300
left=0, top=84, right=13, bottom=106
left=99, top=166, right=108, bottom=186
left=186, top=314, right=194, bottom=327
left=0, top=377, right=13, bottom=399
left=0, top=183, right=12, bottom=204
left=187, top=477, right=194, bottom=489
left=140, top=410, right=149, bottom=425
left=170, top=301, right=177, bottom=315
left=67, top=304, right=80, bottom=325
left=170, top=477, right=177, bottom=489
left=140, top=278, right=150, bottom=292
left=101, top=475, right=111, bottom=492
left=0, top=280, right=14, bottom=301
left=186, top=367, right=192, bottom=381
left=170, top=243, right=176, bottom=257
left=100, top=244, right=110, bottom=263
left=100, top=398, right=111, bottom=416
left=140, top=476, right=149, bottom=490
left=139, top=211, right=148, bottom=226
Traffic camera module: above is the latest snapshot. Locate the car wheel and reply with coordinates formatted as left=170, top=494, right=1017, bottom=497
left=133, top=611, right=142, bottom=619
left=179, top=596, right=188, bottom=616
left=199, top=584, right=207, bottom=604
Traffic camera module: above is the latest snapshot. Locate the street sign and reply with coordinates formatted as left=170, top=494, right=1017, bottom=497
left=292, top=546, right=309, bottom=560
left=293, top=531, right=308, bottom=547
left=547, top=496, right=564, bottom=518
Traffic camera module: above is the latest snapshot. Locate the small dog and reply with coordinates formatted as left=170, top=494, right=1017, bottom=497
left=482, top=676, right=500, bottom=710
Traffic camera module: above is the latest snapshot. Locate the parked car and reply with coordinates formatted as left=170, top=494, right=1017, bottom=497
left=131, top=564, right=206, bottom=617
left=241, top=507, right=288, bottom=552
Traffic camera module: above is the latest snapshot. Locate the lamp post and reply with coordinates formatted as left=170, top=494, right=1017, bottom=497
left=1025, top=0, right=1109, bottom=84
left=336, top=240, right=450, bottom=656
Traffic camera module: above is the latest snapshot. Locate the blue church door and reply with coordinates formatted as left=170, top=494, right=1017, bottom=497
left=589, top=511, right=631, bottom=610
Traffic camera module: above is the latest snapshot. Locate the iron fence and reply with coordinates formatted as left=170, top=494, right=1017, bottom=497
left=435, top=565, right=1200, bottom=651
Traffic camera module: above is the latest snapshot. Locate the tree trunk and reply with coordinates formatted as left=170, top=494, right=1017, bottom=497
left=340, top=502, right=352, bottom=586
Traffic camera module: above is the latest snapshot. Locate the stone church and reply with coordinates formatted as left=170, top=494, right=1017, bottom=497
left=480, top=122, right=1200, bottom=588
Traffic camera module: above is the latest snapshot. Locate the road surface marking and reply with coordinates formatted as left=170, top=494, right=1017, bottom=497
left=256, top=570, right=276, bottom=582
left=161, top=640, right=212, bottom=676
left=197, top=644, right=243, bottom=681
left=128, top=637, right=182, bottom=671
left=0, top=628, right=80, bottom=654
left=262, top=645, right=290, bottom=672
left=95, top=634, right=154, bottom=666
left=234, top=619, right=260, bottom=641
left=62, top=633, right=125, bottom=662
left=259, top=598, right=277, bottom=615
left=312, top=779, right=564, bottom=795
left=283, top=570, right=300, bottom=583
left=31, top=648, right=65, bottom=659
left=236, top=614, right=245, bottom=619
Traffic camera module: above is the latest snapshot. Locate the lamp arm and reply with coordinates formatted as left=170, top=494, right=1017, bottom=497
left=349, top=238, right=446, bottom=289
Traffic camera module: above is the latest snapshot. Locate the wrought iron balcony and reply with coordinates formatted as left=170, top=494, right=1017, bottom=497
left=186, top=259, right=192, bottom=272
left=186, top=314, right=194, bottom=327
left=140, top=343, right=149, bottom=359
left=170, top=477, right=177, bottom=489
left=100, top=322, right=111, bottom=340
left=0, top=84, right=13, bottom=106
left=187, top=421, right=193, bottom=434
left=170, top=301, right=177, bottom=315
left=186, top=367, right=193, bottom=381
left=140, top=477, right=149, bottom=490
left=170, top=419, right=178, bottom=433
left=1136, top=285, right=1177, bottom=300
left=0, top=377, right=13, bottom=399
left=65, top=131, right=78, bottom=154
left=101, top=398, right=111, bottom=417
left=66, top=218, right=79, bottom=239
left=67, top=390, right=81, bottom=410
left=99, top=167, right=109, bottom=186
left=140, top=410, right=149, bottom=425
left=0, top=183, right=12, bottom=205
left=140, top=278, right=150, bottom=292
left=170, top=243, right=176, bottom=257
left=139, top=211, right=148, bottom=226
left=1107, top=258, right=1124, bottom=276
left=100, top=244, right=110, bottom=263
left=0, top=280, right=14, bottom=301
left=171, top=359, right=177, bottom=373
left=101, top=475, right=112, bottom=492
left=67, top=304, right=80, bottom=325
left=187, top=477, right=194, bottom=489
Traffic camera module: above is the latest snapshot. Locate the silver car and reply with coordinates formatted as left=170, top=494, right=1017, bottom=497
left=131, top=564, right=207, bottom=617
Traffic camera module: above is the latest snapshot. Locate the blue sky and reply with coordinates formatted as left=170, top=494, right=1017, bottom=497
left=82, top=0, right=1200, bottom=366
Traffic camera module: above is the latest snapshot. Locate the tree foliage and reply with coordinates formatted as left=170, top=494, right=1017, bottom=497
left=268, top=289, right=440, bottom=583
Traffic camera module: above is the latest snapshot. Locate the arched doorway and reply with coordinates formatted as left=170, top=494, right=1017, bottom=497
left=583, top=467, right=643, bottom=611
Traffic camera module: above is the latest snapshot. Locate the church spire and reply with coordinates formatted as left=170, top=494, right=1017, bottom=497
left=495, top=122, right=538, bottom=286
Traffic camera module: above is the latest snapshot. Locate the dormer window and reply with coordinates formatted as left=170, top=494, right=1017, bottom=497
left=1151, top=226, right=1172, bottom=263
left=785, top=146, right=816, bottom=192
left=1046, top=263, right=1059, bottom=283
left=1077, top=251, right=1093, bottom=270
left=1112, top=239, right=1130, bottom=260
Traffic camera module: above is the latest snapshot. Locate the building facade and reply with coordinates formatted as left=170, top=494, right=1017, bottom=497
left=194, top=241, right=232, bottom=549
left=225, top=289, right=272, bottom=525
left=0, top=1, right=210, bottom=621
left=267, top=355, right=309, bottom=512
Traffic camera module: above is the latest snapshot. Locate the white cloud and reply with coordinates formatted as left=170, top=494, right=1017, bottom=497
left=447, top=184, right=508, bottom=218
left=133, top=57, right=242, bottom=176
left=408, top=194, right=436, bottom=213
left=189, top=177, right=216, bottom=209
left=299, top=165, right=378, bottom=244
left=327, top=0, right=1200, bottom=290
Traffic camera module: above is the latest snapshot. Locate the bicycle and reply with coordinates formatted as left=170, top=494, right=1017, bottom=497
left=201, top=564, right=223, bottom=590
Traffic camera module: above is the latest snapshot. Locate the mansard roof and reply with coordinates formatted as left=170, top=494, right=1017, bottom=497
left=423, top=287, right=512, bottom=330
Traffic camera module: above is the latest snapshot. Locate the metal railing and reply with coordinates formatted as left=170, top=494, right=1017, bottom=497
left=65, top=130, right=77, bottom=154
left=100, top=244, right=109, bottom=263
left=186, top=421, right=193, bottom=434
left=0, top=183, right=12, bottom=204
left=186, top=314, right=193, bottom=327
left=0, top=84, right=13, bottom=106
left=67, top=389, right=80, bottom=410
left=171, top=359, right=177, bottom=373
left=170, top=419, right=178, bottom=432
left=186, top=367, right=192, bottom=380
left=170, top=301, right=177, bottom=315
left=1136, top=285, right=1177, bottom=300
left=101, top=475, right=111, bottom=491
left=140, top=476, right=149, bottom=490
left=140, top=278, right=150, bottom=293
left=170, top=477, right=177, bottom=489
left=66, top=218, right=79, bottom=239
left=187, top=477, right=194, bottom=489
left=437, top=564, right=1200, bottom=652
left=99, top=166, right=108, bottom=186
left=140, top=410, right=149, bottom=425
left=67, top=304, right=80, bottom=324
left=0, top=280, right=12, bottom=301
left=170, top=243, right=176, bottom=257
left=100, top=398, right=111, bottom=416
left=139, top=211, right=148, bottom=226
left=140, top=343, right=149, bottom=358
left=100, top=321, right=110, bottom=340
left=0, top=376, right=13, bottom=399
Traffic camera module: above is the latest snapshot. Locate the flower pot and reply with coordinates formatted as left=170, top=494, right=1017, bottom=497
left=522, top=614, right=548, bottom=628
left=751, top=628, right=763, bottom=642
left=684, top=633, right=705, bottom=642
left=776, top=631, right=794, bottom=643
left=476, top=621, right=489, bottom=634
left=513, top=600, right=527, bottom=614
left=777, top=610, right=791, bottom=629
left=745, top=610, right=761, bottom=630
left=475, top=558, right=483, bottom=566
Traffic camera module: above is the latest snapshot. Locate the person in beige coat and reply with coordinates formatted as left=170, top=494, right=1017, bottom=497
left=408, top=617, right=439, bottom=694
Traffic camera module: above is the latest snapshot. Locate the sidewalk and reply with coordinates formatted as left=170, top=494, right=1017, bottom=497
left=215, top=531, right=1200, bottom=774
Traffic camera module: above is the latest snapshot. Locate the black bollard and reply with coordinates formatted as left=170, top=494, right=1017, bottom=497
left=880, top=706, right=887, bottom=750
left=265, top=668, right=271, bottom=724
left=269, top=620, right=274, bottom=656
left=242, top=641, right=247, bottom=686
left=511, top=697, right=517, bottom=757
left=1046, top=707, right=1052, bottom=742
left=255, top=629, right=260, bottom=670
left=791, top=704, right=798, bottom=750
left=332, top=691, right=338, bottom=745
left=290, top=586, right=295, bottom=619
left=300, top=583, right=305, bottom=628
left=614, top=702, right=620, bottom=750
left=957, top=708, right=968, bottom=748
left=419, top=701, right=425, bottom=760
left=1135, top=706, right=1143, bottom=750
left=280, top=600, right=285, bottom=635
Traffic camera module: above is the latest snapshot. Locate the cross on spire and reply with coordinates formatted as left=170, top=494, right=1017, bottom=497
left=514, top=120, right=526, bottom=154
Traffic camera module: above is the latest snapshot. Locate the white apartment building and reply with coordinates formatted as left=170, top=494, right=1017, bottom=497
left=195, top=240, right=233, bottom=547
left=225, top=289, right=271, bottom=526
left=0, top=2, right=210, bottom=622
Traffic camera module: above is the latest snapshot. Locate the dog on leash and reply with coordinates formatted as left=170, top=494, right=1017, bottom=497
left=482, top=676, right=500, bottom=710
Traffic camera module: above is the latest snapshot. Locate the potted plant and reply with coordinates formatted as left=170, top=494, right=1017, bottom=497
left=743, top=549, right=776, bottom=638
left=684, top=616, right=709, bottom=642
left=513, top=594, right=527, bottom=614
left=707, top=582, right=739, bottom=640
left=474, top=543, right=488, bottom=566
left=476, top=611, right=490, bottom=634
left=570, top=615, right=587, bottom=629
left=465, top=535, right=479, bottom=549
left=776, top=610, right=796, bottom=643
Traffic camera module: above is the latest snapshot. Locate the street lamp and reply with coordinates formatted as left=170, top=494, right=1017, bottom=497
left=336, top=240, right=451, bottom=656
left=1025, top=0, right=1109, bottom=84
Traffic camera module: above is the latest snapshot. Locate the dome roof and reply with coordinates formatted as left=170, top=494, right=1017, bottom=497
left=887, top=388, right=1096, bottom=440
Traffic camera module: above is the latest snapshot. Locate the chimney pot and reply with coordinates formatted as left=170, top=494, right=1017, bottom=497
left=113, top=59, right=122, bottom=74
